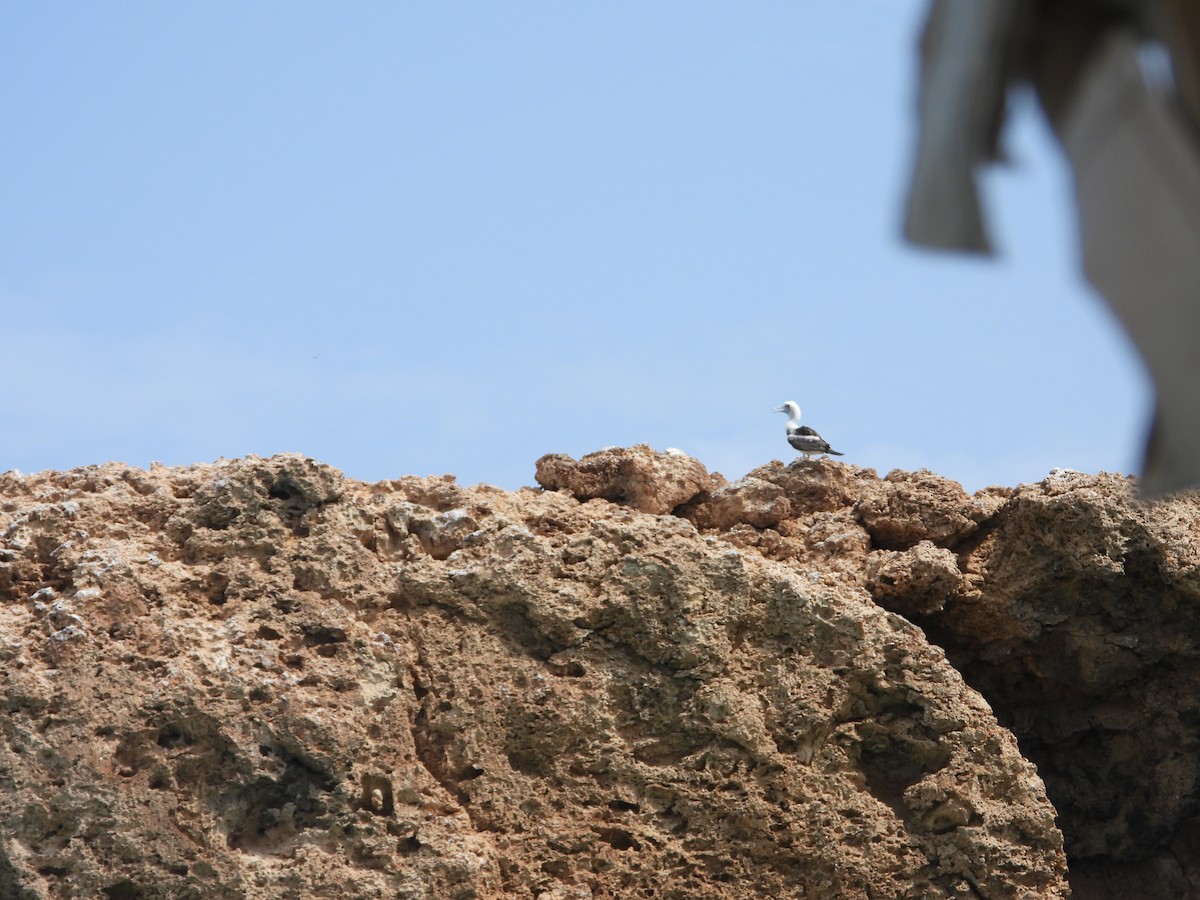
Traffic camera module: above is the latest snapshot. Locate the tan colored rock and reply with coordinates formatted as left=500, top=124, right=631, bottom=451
left=535, top=444, right=712, bottom=514
left=693, top=476, right=790, bottom=529
left=856, top=468, right=1004, bottom=549
left=866, top=540, right=963, bottom=617
left=665, top=456, right=1200, bottom=897
left=746, top=458, right=875, bottom=515
left=685, top=464, right=876, bottom=580
left=926, top=471, right=1200, bottom=894
left=0, top=453, right=1068, bottom=899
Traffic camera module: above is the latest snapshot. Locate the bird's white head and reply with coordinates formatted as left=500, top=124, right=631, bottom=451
left=773, top=401, right=801, bottom=418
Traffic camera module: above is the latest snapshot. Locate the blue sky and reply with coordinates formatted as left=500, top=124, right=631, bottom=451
left=1, top=3, right=1148, bottom=493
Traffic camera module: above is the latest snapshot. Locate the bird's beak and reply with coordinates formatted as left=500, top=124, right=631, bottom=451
left=771, top=406, right=786, bottom=413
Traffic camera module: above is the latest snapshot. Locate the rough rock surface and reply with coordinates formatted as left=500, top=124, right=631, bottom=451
left=854, top=469, right=1001, bottom=550
left=690, top=477, right=791, bottom=531
left=866, top=541, right=962, bottom=617
left=685, top=458, right=1200, bottom=900
left=919, top=470, right=1200, bottom=900
left=535, top=445, right=712, bottom=515
left=0, top=452, right=1072, bottom=899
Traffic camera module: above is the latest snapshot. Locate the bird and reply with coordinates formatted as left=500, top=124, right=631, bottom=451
left=773, top=401, right=844, bottom=461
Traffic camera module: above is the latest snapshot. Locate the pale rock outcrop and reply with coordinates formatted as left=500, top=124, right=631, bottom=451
left=855, top=468, right=1005, bottom=549
left=691, top=476, right=790, bottom=530
left=0, top=453, right=1068, bottom=899
left=534, top=445, right=712, bottom=515
left=8, top=449, right=1199, bottom=899
left=922, top=472, right=1200, bottom=899
left=866, top=540, right=962, bottom=616
left=682, top=459, right=1200, bottom=900
left=683, top=461, right=876, bottom=581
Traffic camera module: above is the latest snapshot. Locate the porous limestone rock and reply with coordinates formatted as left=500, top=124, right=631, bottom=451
left=866, top=540, right=962, bottom=617
left=685, top=458, right=1200, bottom=900
left=692, top=476, right=790, bottom=530
left=534, top=445, right=711, bottom=515
left=0, top=453, right=1068, bottom=899
left=682, top=462, right=875, bottom=582
left=920, top=471, right=1200, bottom=899
left=855, top=468, right=1005, bottom=550
left=745, top=458, right=872, bottom=516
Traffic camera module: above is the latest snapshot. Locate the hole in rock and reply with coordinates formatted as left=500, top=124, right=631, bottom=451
left=156, top=726, right=189, bottom=749
left=301, top=624, right=347, bottom=646
left=857, top=724, right=951, bottom=821
left=608, top=799, right=641, bottom=812
left=360, top=773, right=395, bottom=816
left=102, top=880, right=144, bottom=900
left=595, top=827, right=640, bottom=851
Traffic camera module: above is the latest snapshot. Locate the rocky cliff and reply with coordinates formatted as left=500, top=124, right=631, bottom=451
left=0, top=446, right=1196, bottom=899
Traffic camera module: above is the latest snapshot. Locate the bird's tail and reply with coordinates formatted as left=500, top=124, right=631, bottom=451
left=827, top=450, right=845, bottom=456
